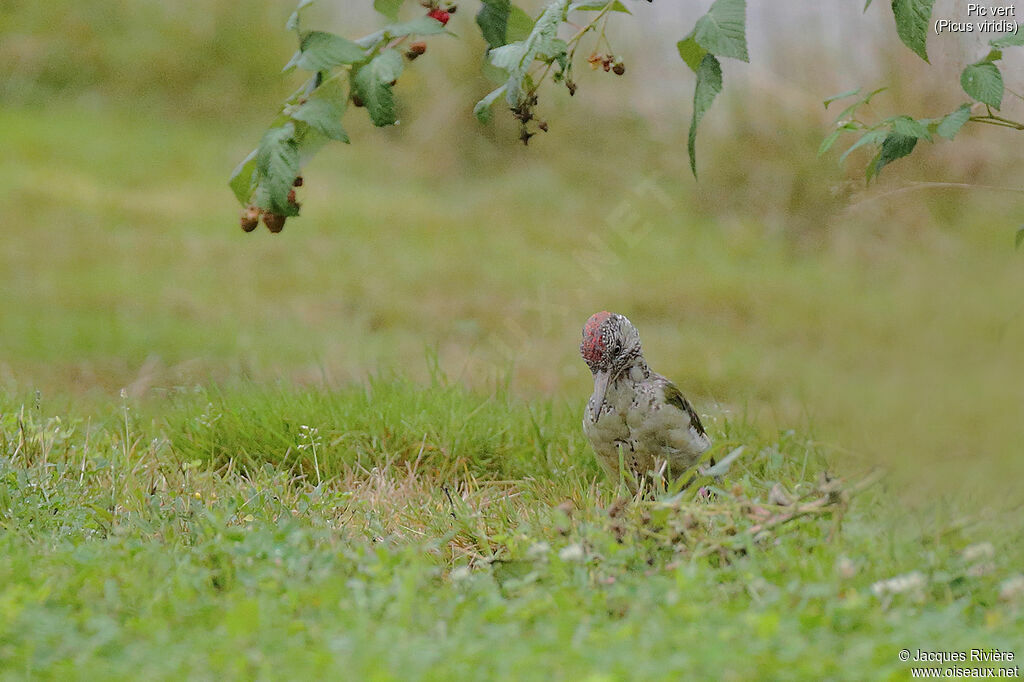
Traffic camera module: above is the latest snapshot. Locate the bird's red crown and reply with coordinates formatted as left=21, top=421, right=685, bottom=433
left=581, top=311, right=613, bottom=366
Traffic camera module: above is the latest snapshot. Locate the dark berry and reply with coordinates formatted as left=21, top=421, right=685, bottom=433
left=612, top=62, right=625, bottom=76
left=263, top=213, right=286, bottom=233
left=240, top=206, right=260, bottom=232
left=352, top=93, right=365, bottom=107
left=293, top=176, right=303, bottom=187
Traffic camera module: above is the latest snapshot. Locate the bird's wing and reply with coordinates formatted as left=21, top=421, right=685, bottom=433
left=660, top=379, right=708, bottom=438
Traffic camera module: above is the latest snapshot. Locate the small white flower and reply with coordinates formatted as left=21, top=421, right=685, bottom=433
left=962, top=542, right=995, bottom=563
left=835, top=556, right=857, bottom=580
left=449, top=566, right=472, bottom=581
left=526, top=542, right=551, bottom=561
left=871, top=571, right=926, bottom=597
left=559, top=543, right=586, bottom=562
left=999, top=574, right=1024, bottom=602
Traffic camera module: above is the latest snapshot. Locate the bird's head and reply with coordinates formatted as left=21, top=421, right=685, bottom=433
left=580, top=311, right=644, bottom=419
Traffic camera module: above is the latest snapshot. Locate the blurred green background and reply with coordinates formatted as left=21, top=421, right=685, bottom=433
left=2, top=0, right=1022, bottom=500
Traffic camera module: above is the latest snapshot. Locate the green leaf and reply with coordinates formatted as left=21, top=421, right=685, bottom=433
left=477, top=1, right=533, bottom=49
left=569, top=1, right=630, bottom=12
left=373, top=0, right=404, bottom=21
left=229, top=149, right=258, bottom=206
left=889, top=115, right=931, bottom=140
left=688, top=54, right=723, bottom=176
left=506, top=5, right=535, bottom=42
left=473, top=84, right=508, bottom=123
left=384, top=16, right=447, bottom=37
left=676, top=32, right=708, bottom=72
left=936, top=104, right=971, bottom=140
left=990, top=31, right=1024, bottom=48
left=297, top=32, right=366, bottom=71
left=839, top=129, right=886, bottom=165
left=477, top=0, right=513, bottom=49
left=693, top=0, right=748, bottom=62
left=864, top=0, right=875, bottom=9
left=1016, top=226, right=1024, bottom=250
left=984, top=48, right=1003, bottom=63
left=822, top=88, right=860, bottom=108
left=487, top=0, right=568, bottom=108
left=353, top=49, right=405, bottom=127
left=286, top=0, right=315, bottom=32
left=868, top=132, right=917, bottom=180
left=818, top=129, right=844, bottom=157
left=291, top=80, right=349, bottom=142
left=255, top=123, right=300, bottom=214
left=961, top=60, right=1004, bottom=109
left=891, top=0, right=935, bottom=62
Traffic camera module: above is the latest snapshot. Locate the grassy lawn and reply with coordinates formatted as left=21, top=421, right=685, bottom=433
left=2, top=381, right=1021, bottom=680
left=2, top=102, right=1023, bottom=679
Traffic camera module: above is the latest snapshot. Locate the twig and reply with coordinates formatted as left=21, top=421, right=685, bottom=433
left=442, top=484, right=457, bottom=520
left=843, top=181, right=1024, bottom=214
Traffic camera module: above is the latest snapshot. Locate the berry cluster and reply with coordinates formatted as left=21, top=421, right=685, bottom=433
left=240, top=176, right=302, bottom=234
left=511, top=94, right=550, bottom=146
left=587, top=53, right=625, bottom=76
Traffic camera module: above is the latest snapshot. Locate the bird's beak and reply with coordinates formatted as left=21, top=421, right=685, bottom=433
left=590, top=370, right=611, bottom=422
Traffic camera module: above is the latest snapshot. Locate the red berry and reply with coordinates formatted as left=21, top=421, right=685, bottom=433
left=427, top=8, right=450, bottom=25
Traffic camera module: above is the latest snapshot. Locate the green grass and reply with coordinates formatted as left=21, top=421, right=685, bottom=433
left=2, top=381, right=1021, bottom=680
left=3, top=59, right=1024, bottom=677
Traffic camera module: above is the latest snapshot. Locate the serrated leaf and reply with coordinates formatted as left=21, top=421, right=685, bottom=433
left=676, top=32, right=708, bottom=72
left=229, top=149, right=258, bottom=205
left=291, top=80, right=349, bottom=142
left=477, top=0, right=513, bottom=49
left=839, top=129, right=886, bottom=165
left=869, top=132, right=917, bottom=179
left=693, top=0, right=748, bottom=62
left=823, top=88, right=860, bottom=108
left=473, top=84, right=508, bottom=123
left=353, top=49, right=404, bottom=127
left=507, top=5, right=534, bottom=42
left=373, top=0, right=404, bottom=20
left=688, top=54, right=723, bottom=176
left=488, top=0, right=568, bottom=108
left=297, top=32, right=366, bottom=71
left=384, top=16, right=447, bottom=37
left=991, top=31, right=1024, bottom=48
left=569, top=1, right=630, bottom=12
left=936, top=104, right=971, bottom=140
left=891, top=0, right=935, bottom=62
left=477, top=1, right=532, bottom=49
left=255, top=123, right=300, bottom=214
left=1016, top=226, right=1024, bottom=250
left=961, top=60, right=1004, bottom=109
left=889, top=115, right=931, bottom=140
